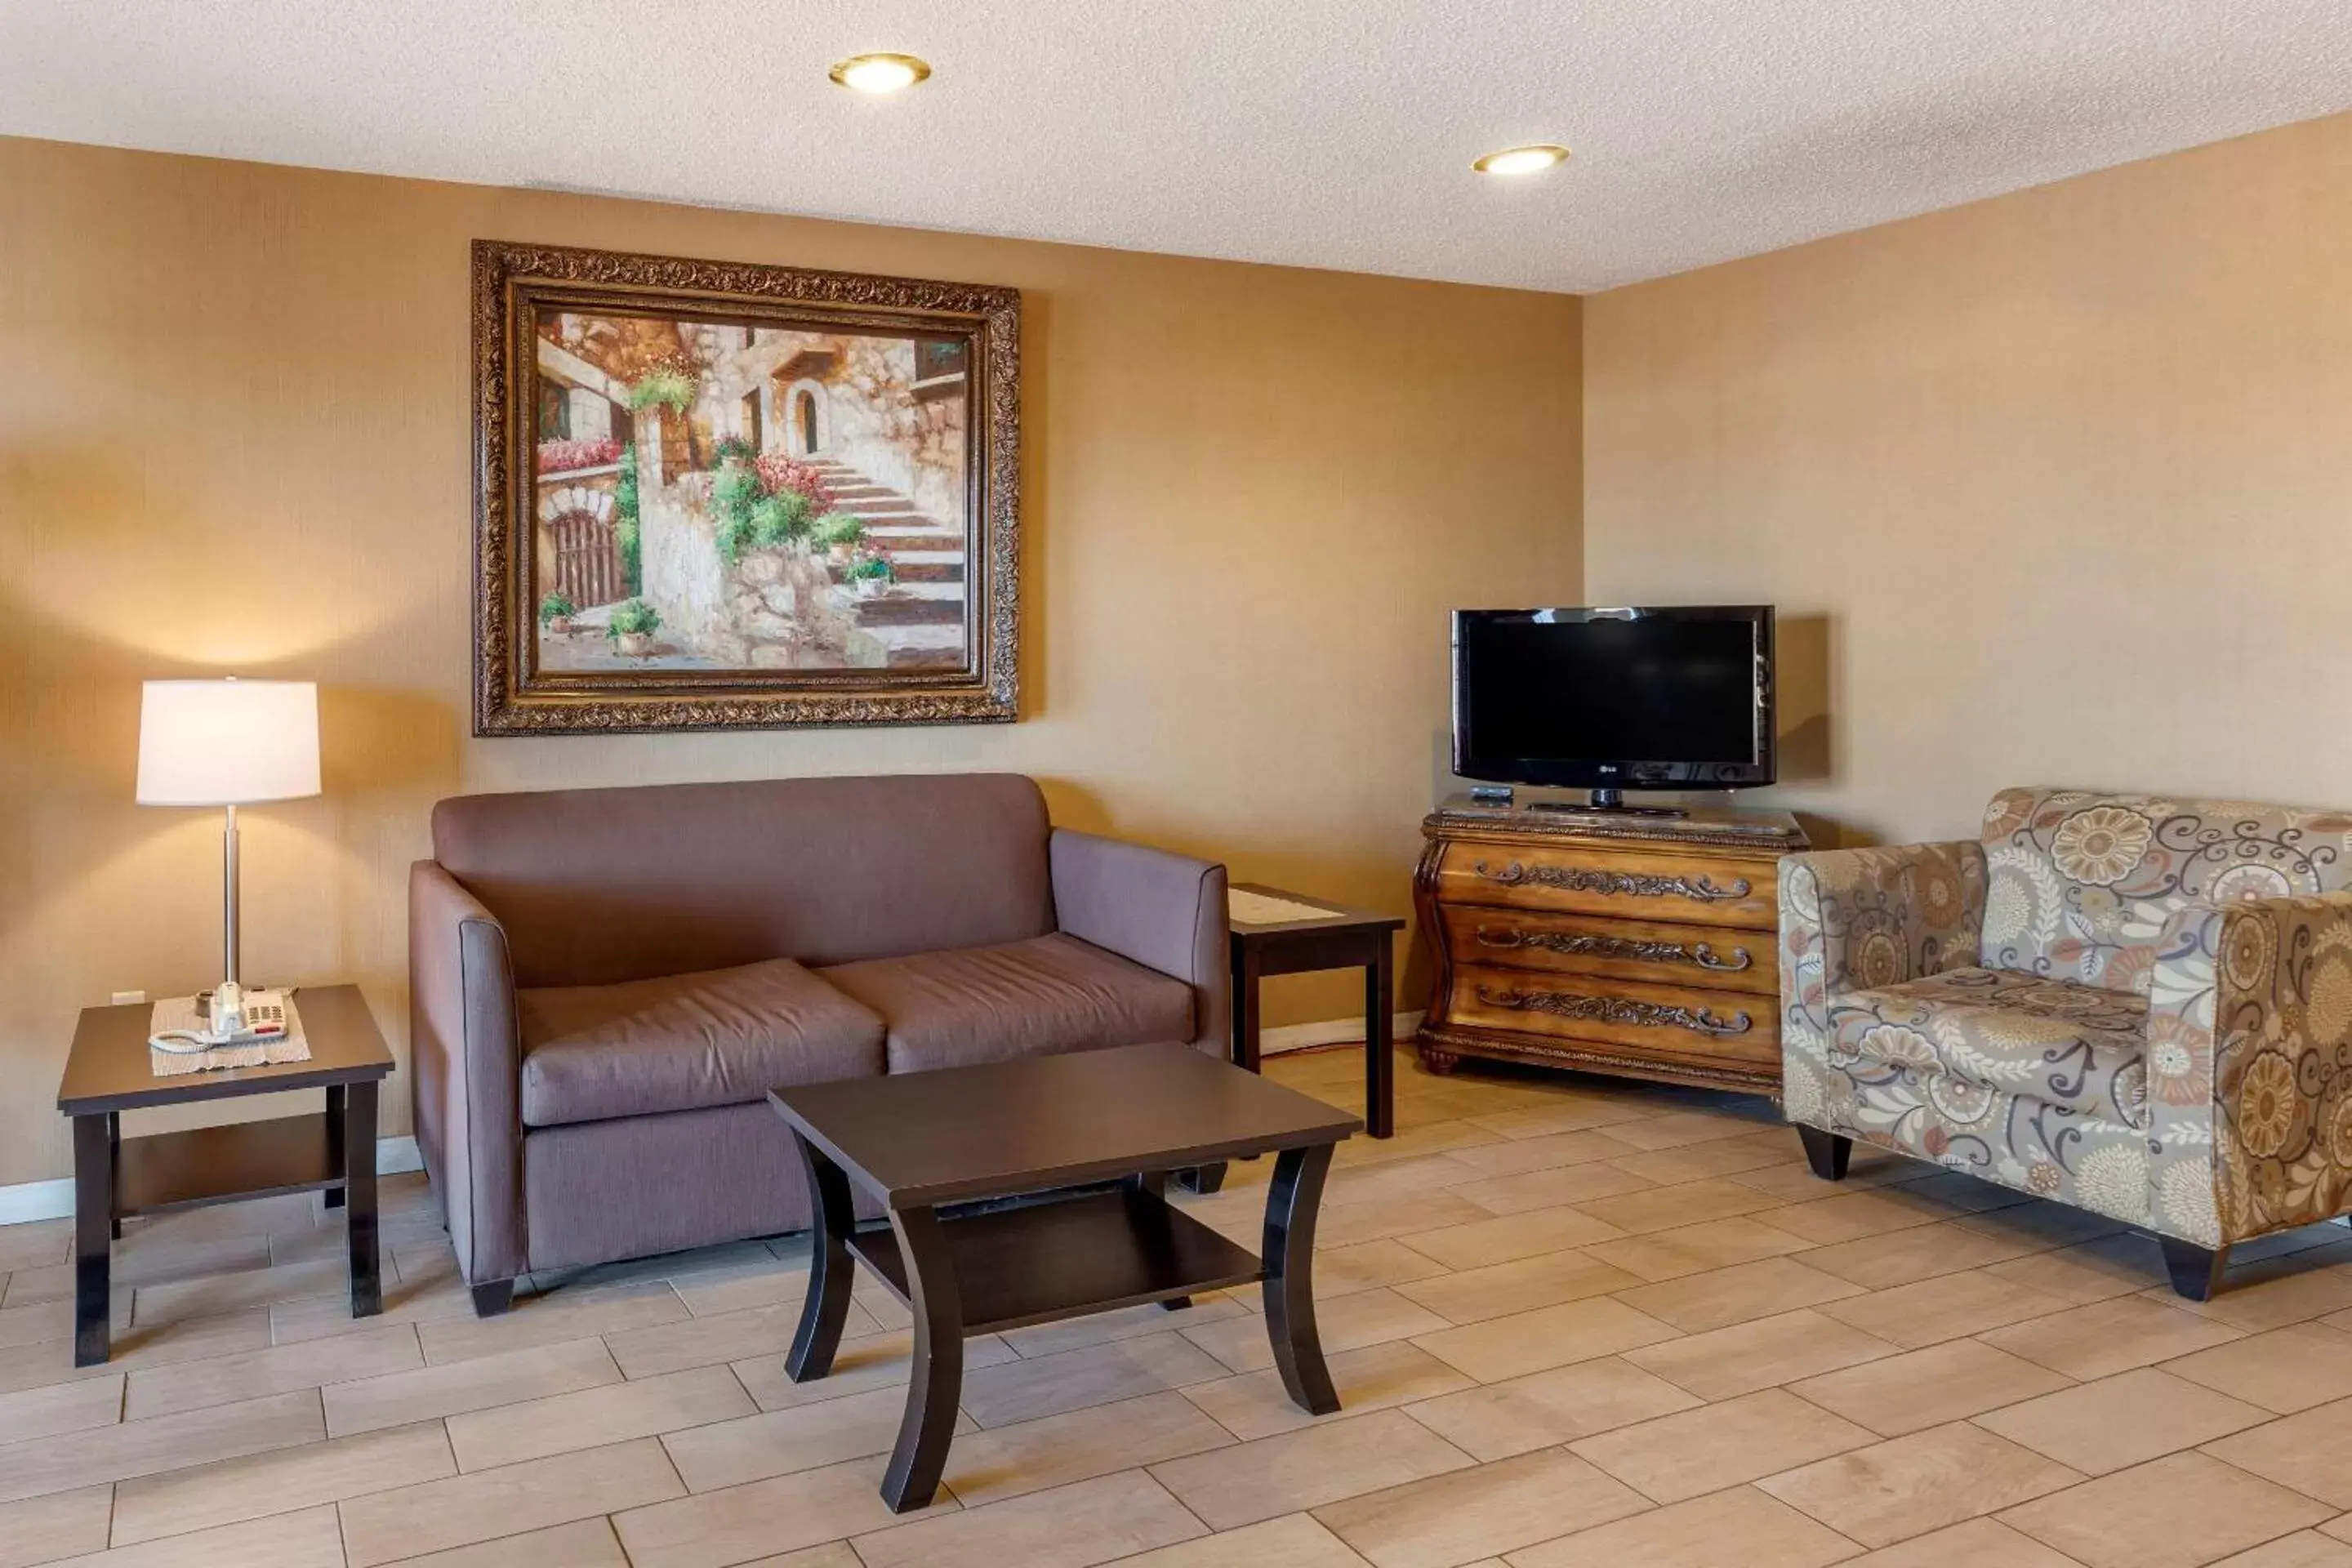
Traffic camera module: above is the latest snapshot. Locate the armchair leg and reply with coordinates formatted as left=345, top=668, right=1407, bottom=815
left=2161, top=1237, right=2230, bottom=1302
left=470, top=1280, right=516, bottom=1318
left=1797, top=1126, right=1852, bottom=1182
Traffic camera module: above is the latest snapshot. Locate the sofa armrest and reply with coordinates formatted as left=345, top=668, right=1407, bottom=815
left=1780, top=842, right=1986, bottom=1128
left=2145, top=891, right=2352, bottom=1249
left=409, top=861, right=528, bottom=1285
left=1049, top=828, right=1229, bottom=1056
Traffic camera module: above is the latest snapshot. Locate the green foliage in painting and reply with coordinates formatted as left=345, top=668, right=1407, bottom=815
left=848, top=555, right=894, bottom=583
left=710, top=461, right=765, bottom=564
left=627, top=366, right=697, bottom=413
left=537, top=591, right=576, bottom=626
left=608, top=598, right=662, bottom=637
left=614, top=445, right=642, bottom=594
left=748, top=491, right=815, bottom=550
left=710, top=458, right=822, bottom=563
left=812, top=512, right=866, bottom=550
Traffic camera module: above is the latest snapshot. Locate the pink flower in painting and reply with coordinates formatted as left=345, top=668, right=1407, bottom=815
left=537, top=437, right=623, bottom=474
left=753, top=456, right=835, bottom=514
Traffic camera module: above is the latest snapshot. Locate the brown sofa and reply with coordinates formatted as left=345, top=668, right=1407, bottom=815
left=409, top=773, right=1229, bottom=1314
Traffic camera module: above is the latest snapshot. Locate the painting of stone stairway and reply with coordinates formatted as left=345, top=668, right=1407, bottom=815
left=476, top=239, right=1017, bottom=733
left=805, top=460, right=967, bottom=669
left=524, top=305, right=979, bottom=675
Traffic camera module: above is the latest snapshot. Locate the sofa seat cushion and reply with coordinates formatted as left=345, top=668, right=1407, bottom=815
left=820, top=933, right=1196, bottom=1074
left=1826, top=966, right=2151, bottom=1129
left=517, top=958, right=885, bottom=1127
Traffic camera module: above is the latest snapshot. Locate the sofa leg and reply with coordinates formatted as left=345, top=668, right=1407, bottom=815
left=2162, top=1237, right=2230, bottom=1302
left=1178, top=1164, right=1227, bottom=1195
left=1797, top=1126, right=1852, bottom=1182
left=470, top=1280, right=515, bottom=1318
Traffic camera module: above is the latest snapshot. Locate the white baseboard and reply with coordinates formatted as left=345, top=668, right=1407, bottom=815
left=1259, top=1010, right=1424, bottom=1056
left=0, top=1009, right=1411, bottom=1228
left=0, top=1136, right=424, bottom=1227
left=0, top=1179, right=74, bottom=1228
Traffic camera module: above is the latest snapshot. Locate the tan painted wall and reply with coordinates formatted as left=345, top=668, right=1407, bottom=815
left=0, top=136, right=1582, bottom=1185
left=1585, top=113, right=2352, bottom=852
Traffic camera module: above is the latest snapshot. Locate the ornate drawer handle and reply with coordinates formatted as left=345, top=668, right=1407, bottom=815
left=1475, top=984, right=1753, bottom=1037
left=1474, top=927, right=1753, bottom=972
left=1471, top=860, right=1752, bottom=902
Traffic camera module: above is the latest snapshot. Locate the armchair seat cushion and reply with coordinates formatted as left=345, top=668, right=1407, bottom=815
left=1829, top=967, right=2150, bottom=1130
left=822, top=933, right=1196, bottom=1074
left=518, top=959, right=886, bottom=1128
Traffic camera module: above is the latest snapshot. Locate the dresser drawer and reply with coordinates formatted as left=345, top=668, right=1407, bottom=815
left=1440, top=906, right=1771, bottom=996
left=1443, top=964, right=1781, bottom=1071
left=1432, top=840, right=1780, bottom=930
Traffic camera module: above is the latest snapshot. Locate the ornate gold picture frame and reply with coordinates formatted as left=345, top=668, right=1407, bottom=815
left=472, top=240, right=1019, bottom=734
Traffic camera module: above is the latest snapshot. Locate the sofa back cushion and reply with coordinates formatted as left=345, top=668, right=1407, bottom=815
left=1980, top=787, right=2352, bottom=992
left=433, top=773, right=1056, bottom=988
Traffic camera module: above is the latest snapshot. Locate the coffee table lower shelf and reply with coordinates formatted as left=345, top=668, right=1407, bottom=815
left=844, top=1188, right=1263, bottom=1335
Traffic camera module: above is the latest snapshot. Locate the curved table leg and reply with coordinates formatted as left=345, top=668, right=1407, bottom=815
left=1263, top=1142, right=1339, bottom=1415
left=786, top=1131, right=857, bottom=1383
left=881, top=1204, right=963, bottom=1512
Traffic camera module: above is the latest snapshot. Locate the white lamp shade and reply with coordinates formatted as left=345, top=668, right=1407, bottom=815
left=136, top=679, right=321, bottom=805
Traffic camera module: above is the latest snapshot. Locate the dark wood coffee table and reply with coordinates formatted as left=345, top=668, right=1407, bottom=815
left=768, top=1041, right=1361, bottom=1512
left=55, top=985, right=394, bottom=1367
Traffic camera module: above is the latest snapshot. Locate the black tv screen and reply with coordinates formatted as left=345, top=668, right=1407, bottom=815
left=1452, top=607, right=1775, bottom=790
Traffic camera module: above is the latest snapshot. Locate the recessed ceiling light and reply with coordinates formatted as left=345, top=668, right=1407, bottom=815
left=1473, top=145, right=1571, bottom=177
left=830, top=53, right=932, bottom=95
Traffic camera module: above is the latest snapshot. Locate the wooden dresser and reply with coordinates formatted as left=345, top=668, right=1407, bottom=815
left=1413, top=796, right=1809, bottom=1095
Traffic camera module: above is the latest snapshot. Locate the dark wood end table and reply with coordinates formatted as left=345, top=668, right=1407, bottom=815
left=768, top=1042, right=1361, bottom=1512
left=1231, top=883, right=1405, bottom=1139
left=55, top=984, right=395, bottom=1366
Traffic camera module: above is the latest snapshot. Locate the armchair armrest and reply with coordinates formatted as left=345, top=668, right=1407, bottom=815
left=1780, top=842, right=1986, bottom=1127
left=1049, top=828, right=1229, bottom=1055
left=1780, top=841, right=1988, bottom=1002
left=2145, top=891, right=2352, bottom=1249
left=409, top=861, right=527, bottom=1285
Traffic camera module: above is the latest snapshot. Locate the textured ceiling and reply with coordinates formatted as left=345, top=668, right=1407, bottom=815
left=3, top=1, right=2348, bottom=292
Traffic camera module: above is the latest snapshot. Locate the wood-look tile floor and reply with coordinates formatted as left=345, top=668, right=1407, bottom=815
left=6, top=1047, right=2352, bottom=1566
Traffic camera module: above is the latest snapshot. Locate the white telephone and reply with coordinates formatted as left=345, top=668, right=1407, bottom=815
left=149, top=985, right=292, bottom=1054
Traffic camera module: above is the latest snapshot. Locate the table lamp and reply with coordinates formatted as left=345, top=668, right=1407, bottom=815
left=136, top=679, right=320, bottom=1036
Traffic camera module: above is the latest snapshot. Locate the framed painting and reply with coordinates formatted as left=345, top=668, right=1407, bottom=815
left=471, top=239, right=1019, bottom=733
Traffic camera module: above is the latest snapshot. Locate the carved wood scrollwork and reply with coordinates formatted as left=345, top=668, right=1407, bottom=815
left=1474, top=985, right=1753, bottom=1037
left=1470, top=861, right=1752, bottom=902
left=1473, top=927, right=1753, bottom=972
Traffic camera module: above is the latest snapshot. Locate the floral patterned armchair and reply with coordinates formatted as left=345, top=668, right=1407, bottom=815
left=1780, top=788, right=2352, bottom=1298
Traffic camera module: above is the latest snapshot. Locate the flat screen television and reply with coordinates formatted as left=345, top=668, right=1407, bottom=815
left=1451, top=605, right=1775, bottom=804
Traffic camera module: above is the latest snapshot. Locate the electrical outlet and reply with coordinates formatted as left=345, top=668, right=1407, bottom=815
left=111, top=990, right=146, bottom=1006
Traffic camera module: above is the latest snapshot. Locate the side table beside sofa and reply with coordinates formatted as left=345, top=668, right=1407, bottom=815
left=1228, top=884, right=1403, bottom=1138
left=409, top=773, right=1230, bottom=1313
left=56, top=984, right=394, bottom=1365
